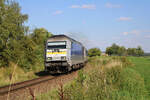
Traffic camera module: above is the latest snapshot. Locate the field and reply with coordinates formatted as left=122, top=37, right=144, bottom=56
left=128, top=56, right=150, bottom=96
left=36, top=56, right=150, bottom=100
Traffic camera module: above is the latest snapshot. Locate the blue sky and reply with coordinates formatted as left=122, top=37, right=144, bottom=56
left=17, top=0, right=150, bottom=52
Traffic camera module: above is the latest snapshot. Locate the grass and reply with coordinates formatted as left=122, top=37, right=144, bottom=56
left=62, top=56, right=148, bottom=100
left=36, top=56, right=149, bottom=100
left=35, top=89, right=59, bottom=100
left=1, top=56, right=150, bottom=100
left=128, top=56, right=150, bottom=96
left=0, top=62, right=44, bottom=87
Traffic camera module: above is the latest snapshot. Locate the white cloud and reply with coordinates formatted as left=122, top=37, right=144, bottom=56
left=105, top=3, right=122, bottom=8
left=123, top=30, right=140, bottom=35
left=131, top=30, right=140, bottom=35
left=118, top=17, right=132, bottom=21
left=70, top=4, right=96, bottom=9
left=53, top=10, right=63, bottom=15
left=71, top=5, right=80, bottom=8
left=81, top=4, right=96, bottom=9
left=123, top=29, right=150, bottom=36
left=123, top=32, right=129, bottom=35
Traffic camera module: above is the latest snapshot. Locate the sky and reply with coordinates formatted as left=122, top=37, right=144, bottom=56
left=16, top=0, right=150, bottom=52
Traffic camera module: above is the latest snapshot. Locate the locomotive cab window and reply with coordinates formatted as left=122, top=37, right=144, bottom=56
left=47, top=41, right=66, bottom=49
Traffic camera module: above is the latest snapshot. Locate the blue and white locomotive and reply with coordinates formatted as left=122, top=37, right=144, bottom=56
left=44, top=35, right=87, bottom=73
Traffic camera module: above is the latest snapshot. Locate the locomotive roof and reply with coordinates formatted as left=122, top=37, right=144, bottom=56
left=48, top=35, right=83, bottom=45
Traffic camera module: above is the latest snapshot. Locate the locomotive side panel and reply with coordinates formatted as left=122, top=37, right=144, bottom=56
left=70, top=41, right=84, bottom=65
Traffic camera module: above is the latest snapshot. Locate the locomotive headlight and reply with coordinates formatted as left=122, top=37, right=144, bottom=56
left=47, top=57, right=52, bottom=61
left=61, top=56, right=66, bottom=60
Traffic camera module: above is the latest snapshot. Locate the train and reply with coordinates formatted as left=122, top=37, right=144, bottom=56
left=44, top=35, right=88, bottom=73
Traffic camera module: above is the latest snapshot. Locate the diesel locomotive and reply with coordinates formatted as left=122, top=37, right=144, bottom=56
left=44, top=35, right=87, bottom=73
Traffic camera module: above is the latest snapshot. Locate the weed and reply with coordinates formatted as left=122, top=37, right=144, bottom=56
left=29, top=88, right=36, bottom=100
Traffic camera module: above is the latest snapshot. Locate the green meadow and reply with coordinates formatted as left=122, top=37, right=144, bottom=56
left=128, top=57, right=150, bottom=96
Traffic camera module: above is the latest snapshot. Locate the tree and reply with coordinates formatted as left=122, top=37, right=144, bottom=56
left=31, top=28, right=53, bottom=65
left=0, top=0, right=28, bottom=67
left=111, top=43, right=120, bottom=55
left=118, top=46, right=127, bottom=56
left=105, top=43, right=145, bottom=56
left=126, top=46, right=144, bottom=56
left=88, top=48, right=101, bottom=57
left=106, top=47, right=113, bottom=55
left=0, top=0, right=53, bottom=70
left=106, top=43, right=120, bottom=55
left=136, top=46, right=144, bottom=56
left=31, top=28, right=52, bottom=45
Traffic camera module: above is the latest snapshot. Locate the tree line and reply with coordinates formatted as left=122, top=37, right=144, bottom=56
left=0, top=0, right=52, bottom=70
left=88, top=43, right=144, bottom=57
left=106, top=43, right=144, bottom=56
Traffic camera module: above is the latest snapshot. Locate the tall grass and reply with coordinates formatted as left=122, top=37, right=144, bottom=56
left=63, top=56, right=148, bottom=100
left=0, top=62, right=42, bottom=87
left=36, top=56, right=149, bottom=100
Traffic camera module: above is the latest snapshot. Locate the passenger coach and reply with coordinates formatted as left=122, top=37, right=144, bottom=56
left=44, top=35, right=87, bottom=73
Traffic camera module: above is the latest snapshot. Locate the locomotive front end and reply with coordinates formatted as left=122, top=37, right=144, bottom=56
left=46, top=41, right=67, bottom=62
left=45, top=41, right=70, bottom=73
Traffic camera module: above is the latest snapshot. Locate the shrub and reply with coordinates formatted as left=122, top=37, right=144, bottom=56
left=88, top=48, right=101, bottom=57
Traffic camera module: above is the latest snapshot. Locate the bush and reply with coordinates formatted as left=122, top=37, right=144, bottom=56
left=88, top=48, right=101, bottom=57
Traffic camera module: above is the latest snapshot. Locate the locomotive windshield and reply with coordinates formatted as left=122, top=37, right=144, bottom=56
left=47, top=41, right=66, bottom=49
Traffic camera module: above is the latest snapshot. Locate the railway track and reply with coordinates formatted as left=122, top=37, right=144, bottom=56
left=0, top=75, right=55, bottom=95
left=0, top=71, right=78, bottom=100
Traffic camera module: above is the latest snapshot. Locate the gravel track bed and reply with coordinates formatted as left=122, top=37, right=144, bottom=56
left=0, top=71, right=78, bottom=100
